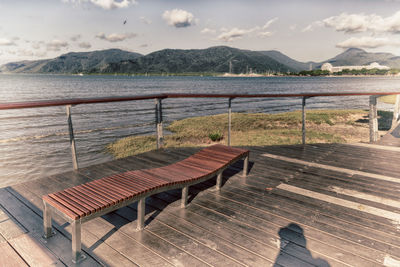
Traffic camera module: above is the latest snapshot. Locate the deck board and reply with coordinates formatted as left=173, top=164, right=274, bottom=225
left=1, top=144, right=400, bottom=266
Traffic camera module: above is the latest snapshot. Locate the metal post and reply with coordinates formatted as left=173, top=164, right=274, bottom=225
left=71, top=220, right=85, bottom=263
left=392, top=94, right=400, bottom=129
left=137, top=197, right=146, bottom=230
left=243, top=155, right=249, bottom=177
left=155, top=98, right=163, bottom=149
left=228, top=98, right=232, bottom=146
left=369, top=96, right=379, bottom=142
left=302, top=97, right=307, bottom=145
left=66, top=105, right=78, bottom=170
left=43, top=202, right=54, bottom=239
left=181, top=186, right=188, bottom=208
left=216, top=172, right=223, bottom=191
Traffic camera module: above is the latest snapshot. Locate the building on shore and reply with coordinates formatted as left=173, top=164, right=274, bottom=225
left=321, top=62, right=389, bottom=72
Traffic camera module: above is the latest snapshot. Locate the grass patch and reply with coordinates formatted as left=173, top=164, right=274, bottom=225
left=379, top=95, right=398, bottom=104
left=107, top=109, right=371, bottom=158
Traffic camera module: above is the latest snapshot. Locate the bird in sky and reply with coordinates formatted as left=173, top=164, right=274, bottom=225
left=123, top=19, right=127, bottom=25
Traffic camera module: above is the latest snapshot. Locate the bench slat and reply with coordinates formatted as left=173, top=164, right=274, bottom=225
left=47, top=194, right=84, bottom=219
left=69, top=186, right=111, bottom=208
left=64, top=188, right=103, bottom=212
left=43, top=195, right=80, bottom=220
left=80, top=184, right=119, bottom=206
left=56, top=191, right=96, bottom=216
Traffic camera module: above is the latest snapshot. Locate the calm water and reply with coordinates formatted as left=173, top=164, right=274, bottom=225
left=0, top=74, right=399, bottom=187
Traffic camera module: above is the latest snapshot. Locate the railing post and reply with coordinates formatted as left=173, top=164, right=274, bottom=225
left=155, top=98, right=163, bottom=149
left=66, top=105, right=78, bottom=170
left=369, top=96, right=379, bottom=142
left=391, top=94, right=400, bottom=129
left=302, top=97, right=307, bottom=145
left=228, top=98, right=233, bottom=146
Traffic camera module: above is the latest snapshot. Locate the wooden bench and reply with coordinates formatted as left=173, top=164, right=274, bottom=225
left=42, top=144, right=249, bottom=263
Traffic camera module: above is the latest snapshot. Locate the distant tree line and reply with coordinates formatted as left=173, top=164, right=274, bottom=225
left=296, top=68, right=400, bottom=76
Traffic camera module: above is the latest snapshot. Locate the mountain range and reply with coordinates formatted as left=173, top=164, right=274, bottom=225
left=1, top=46, right=400, bottom=75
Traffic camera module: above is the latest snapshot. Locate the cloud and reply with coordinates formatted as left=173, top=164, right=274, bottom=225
left=46, top=40, right=68, bottom=51
left=62, top=0, right=136, bottom=10
left=139, top=44, right=148, bottom=48
left=78, top=42, right=91, bottom=49
left=336, top=36, right=400, bottom=48
left=201, top=28, right=216, bottom=34
left=257, top=31, right=273, bottom=38
left=32, top=43, right=41, bottom=49
left=70, top=34, right=81, bottom=42
left=262, top=17, right=278, bottom=29
left=217, top=27, right=255, bottom=42
left=139, top=16, right=152, bottom=24
left=96, top=32, right=136, bottom=42
left=162, top=9, right=195, bottom=28
left=0, top=38, right=16, bottom=46
left=15, top=49, right=47, bottom=58
left=324, top=11, right=400, bottom=34
left=302, top=21, right=323, bottom=32
left=18, top=49, right=34, bottom=57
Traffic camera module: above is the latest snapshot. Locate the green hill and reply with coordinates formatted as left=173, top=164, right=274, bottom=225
left=100, top=46, right=295, bottom=74
left=0, top=49, right=142, bottom=74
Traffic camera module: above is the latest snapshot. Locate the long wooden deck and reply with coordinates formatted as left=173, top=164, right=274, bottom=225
left=1, top=143, right=400, bottom=266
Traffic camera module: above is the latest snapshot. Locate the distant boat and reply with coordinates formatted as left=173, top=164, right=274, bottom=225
left=78, top=73, right=84, bottom=76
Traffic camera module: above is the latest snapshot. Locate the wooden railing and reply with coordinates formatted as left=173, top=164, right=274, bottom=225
left=1, top=92, right=400, bottom=170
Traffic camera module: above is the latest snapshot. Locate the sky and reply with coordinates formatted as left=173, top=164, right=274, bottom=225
left=1, top=0, right=400, bottom=65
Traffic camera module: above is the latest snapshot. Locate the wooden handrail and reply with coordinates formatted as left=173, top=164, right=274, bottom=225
left=1, top=92, right=400, bottom=110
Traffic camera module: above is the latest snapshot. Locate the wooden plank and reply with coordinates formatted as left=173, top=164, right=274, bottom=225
left=127, top=201, right=274, bottom=266
left=289, top=173, right=400, bottom=208
left=114, top=206, right=242, bottom=267
left=144, top=194, right=333, bottom=267
left=262, top=152, right=400, bottom=184
left=112, top=207, right=210, bottom=266
left=188, top=193, right=384, bottom=266
left=228, top=172, right=400, bottom=236
left=83, top=217, right=173, bottom=267
left=351, top=142, right=400, bottom=152
left=0, top=242, right=28, bottom=267
left=8, top=233, right=63, bottom=266
left=163, top=174, right=384, bottom=267
left=209, top=182, right=395, bottom=264
left=0, top=208, right=27, bottom=241
left=158, top=187, right=374, bottom=267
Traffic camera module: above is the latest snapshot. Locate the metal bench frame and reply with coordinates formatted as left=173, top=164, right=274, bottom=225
left=43, top=150, right=249, bottom=263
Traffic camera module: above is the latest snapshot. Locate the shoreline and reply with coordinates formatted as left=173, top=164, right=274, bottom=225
left=2, top=72, right=400, bottom=78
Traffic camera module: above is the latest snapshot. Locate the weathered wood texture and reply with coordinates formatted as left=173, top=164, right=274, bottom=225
left=376, top=123, right=400, bottom=147
left=1, top=144, right=400, bottom=266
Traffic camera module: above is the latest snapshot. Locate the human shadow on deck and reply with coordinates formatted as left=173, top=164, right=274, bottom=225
left=274, top=223, right=330, bottom=267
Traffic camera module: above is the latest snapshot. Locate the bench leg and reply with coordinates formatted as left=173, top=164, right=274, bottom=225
left=243, top=154, right=249, bottom=177
left=216, top=172, right=223, bottom=191
left=72, top=220, right=86, bottom=263
left=43, top=201, right=55, bottom=239
left=137, top=197, right=146, bottom=231
left=181, top=186, right=189, bottom=208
